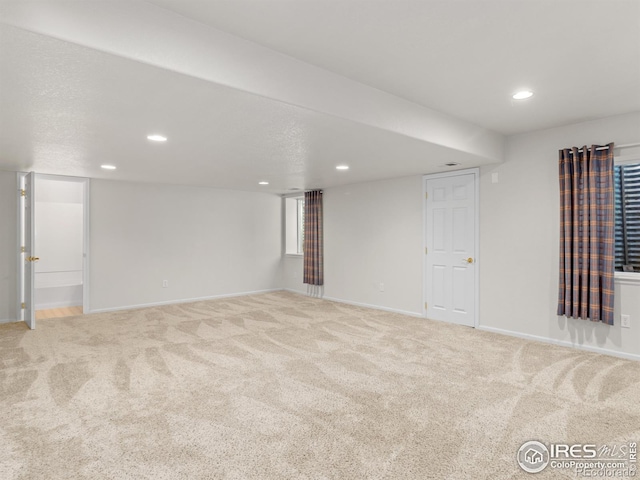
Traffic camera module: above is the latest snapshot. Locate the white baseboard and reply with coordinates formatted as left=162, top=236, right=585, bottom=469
left=282, top=286, right=307, bottom=295
left=323, top=296, right=424, bottom=318
left=89, top=288, right=282, bottom=314
left=282, top=289, right=423, bottom=318
left=477, top=325, right=640, bottom=362
left=86, top=288, right=639, bottom=361
left=283, top=289, right=638, bottom=361
left=0, top=318, right=18, bottom=324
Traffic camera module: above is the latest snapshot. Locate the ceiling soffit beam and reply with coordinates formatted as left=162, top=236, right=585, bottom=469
left=0, top=0, right=504, bottom=163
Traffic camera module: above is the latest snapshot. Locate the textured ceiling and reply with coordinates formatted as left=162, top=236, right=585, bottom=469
left=0, top=25, right=483, bottom=192
left=148, top=0, right=640, bottom=135
left=0, top=0, right=638, bottom=193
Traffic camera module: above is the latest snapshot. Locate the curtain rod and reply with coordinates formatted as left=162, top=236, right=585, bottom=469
left=565, top=142, right=640, bottom=153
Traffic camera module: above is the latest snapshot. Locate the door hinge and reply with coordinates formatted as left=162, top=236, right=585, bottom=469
left=21, top=302, right=25, bottom=309
left=425, top=192, right=428, bottom=199
left=21, top=246, right=26, bottom=253
left=425, top=247, right=428, bottom=254
left=20, top=189, right=26, bottom=197
left=424, top=302, right=428, bottom=310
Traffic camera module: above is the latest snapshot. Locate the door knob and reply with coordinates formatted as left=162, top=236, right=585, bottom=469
left=463, top=257, right=474, bottom=264
left=26, top=256, right=40, bottom=262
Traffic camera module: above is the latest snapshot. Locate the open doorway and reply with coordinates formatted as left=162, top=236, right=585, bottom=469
left=18, top=173, right=90, bottom=328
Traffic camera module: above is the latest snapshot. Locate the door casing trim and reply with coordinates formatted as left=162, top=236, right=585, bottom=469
left=16, top=172, right=91, bottom=323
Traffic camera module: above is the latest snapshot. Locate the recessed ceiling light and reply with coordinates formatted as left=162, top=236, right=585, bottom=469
left=258, top=181, right=269, bottom=185
left=512, top=90, right=533, bottom=100
left=147, top=134, right=167, bottom=142
left=101, top=165, right=116, bottom=170
left=336, top=165, right=349, bottom=170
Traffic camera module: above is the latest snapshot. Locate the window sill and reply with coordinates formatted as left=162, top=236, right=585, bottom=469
left=615, top=272, right=640, bottom=286
left=285, top=253, right=303, bottom=258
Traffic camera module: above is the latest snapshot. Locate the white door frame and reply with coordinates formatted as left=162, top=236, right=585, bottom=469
left=423, top=168, right=479, bottom=327
left=22, top=172, right=36, bottom=328
left=17, top=173, right=91, bottom=320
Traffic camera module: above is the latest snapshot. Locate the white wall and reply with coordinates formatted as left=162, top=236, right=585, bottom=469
left=90, top=180, right=281, bottom=312
left=3, top=112, right=639, bottom=361
left=35, top=200, right=83, bottom=281
left=282, top=175, right=424, bottom=316
left=0, top=170, right=17, bottom=322
left=283, top=112, right=640, bottom=359
left=480, top=112, right=640, bottom=359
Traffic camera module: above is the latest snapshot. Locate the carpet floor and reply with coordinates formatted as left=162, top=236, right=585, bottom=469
left=1, top=291, right=639, bottom=479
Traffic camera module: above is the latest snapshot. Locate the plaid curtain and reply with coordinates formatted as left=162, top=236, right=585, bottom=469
left=557, top=143, right=615, bottom=325
left=303, top=190, right=324, bottom=286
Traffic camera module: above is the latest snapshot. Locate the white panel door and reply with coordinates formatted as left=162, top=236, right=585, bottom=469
left=425, top=173, right=476, bottom=327
left=24, top=172, right=36, bottom=329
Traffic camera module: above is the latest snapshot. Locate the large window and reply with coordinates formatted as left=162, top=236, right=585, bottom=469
left=285, top=196, right=304, bottom=255
left=614, top=162, right=640, bottom=272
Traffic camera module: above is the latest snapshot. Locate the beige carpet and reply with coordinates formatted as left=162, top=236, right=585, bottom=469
left=1, top=291, right=639, bottom=479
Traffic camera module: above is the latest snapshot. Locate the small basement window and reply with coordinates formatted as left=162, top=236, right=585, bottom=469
left=285, top=196, right=304, bottom=255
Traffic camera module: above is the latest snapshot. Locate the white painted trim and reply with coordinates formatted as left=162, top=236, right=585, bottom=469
left=421, top=167, right=480, bottom=181
left=16, top=172, right=24, bottom=323
left=285, top=254, right=303, bottom=258
left=422, top=176, right=426, bottom=319
left=88, top=288, right=282, bottom=314
left=613, top=156, right=640, bottom=284
left=32, top=173, right=88, bottom=183
left=16, top=173, right=91, bottom=322
left=286, top=290, right=638, bottom=360
left=83, top=179, right=91, bottom=314
left=0, top=318, right=18, bottom=324
left=309, top=292, right=423, bottom=318
left=615, top=153, right=640, bottom=165
left=615, top=272, right=640, bottom=286
left=477, top=325, right=640, bottom=362
left=282, top=286, right=306, bottom=295
left=422, top=168, right=480, bottom=328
